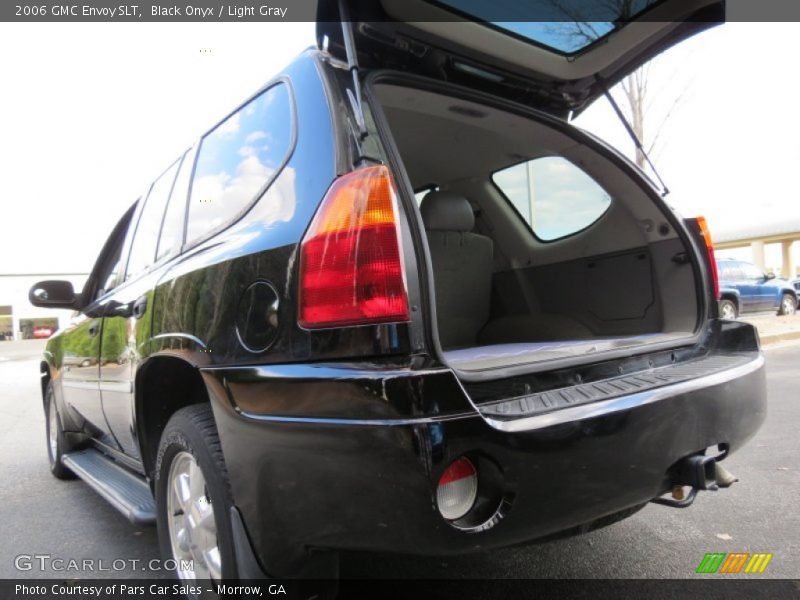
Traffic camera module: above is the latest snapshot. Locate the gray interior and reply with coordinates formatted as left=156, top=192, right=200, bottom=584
left=374, top=84, right=700, bottom=371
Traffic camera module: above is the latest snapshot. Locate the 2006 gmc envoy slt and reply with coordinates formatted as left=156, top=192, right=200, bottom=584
left=30, top=0, right=766, bottom=584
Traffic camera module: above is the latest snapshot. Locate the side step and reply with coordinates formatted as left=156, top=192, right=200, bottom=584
left=62, top=449, right=156, bottom=525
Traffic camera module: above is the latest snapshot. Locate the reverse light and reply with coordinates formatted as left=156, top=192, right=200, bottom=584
left=695, top=216, right=720, bottom=300
left=298, top=165, right=410, bottom=329
left=437, top=457, right=478, bottom=521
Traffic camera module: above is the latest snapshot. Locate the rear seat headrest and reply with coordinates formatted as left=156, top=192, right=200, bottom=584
left=419, top=191, right=475, bottom=232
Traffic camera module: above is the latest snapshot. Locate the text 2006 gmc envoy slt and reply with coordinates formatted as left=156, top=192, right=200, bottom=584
left=30, top=0, right=766, bottom=583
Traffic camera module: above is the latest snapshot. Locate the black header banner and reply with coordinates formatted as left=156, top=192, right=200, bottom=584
left=3, top=0, right=800, bottom=23
left=6, top=2, right=313, bottom=21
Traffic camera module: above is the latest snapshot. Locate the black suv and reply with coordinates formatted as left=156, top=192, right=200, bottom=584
left=30, top=0, right=766, bottom=582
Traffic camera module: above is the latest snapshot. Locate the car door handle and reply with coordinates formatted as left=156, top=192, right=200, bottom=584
left=132, top=296, right=147, bottom=319
left=88, top=320, right=101, bottom=337
left=112, top=302, right=132, bottom=317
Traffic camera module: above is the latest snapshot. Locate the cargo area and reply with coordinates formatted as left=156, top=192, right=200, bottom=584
left=373, top=83, right=703, bottom=375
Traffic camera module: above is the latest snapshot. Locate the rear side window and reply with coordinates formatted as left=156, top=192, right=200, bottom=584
left=493, top=156, right=611, bottom=241
left=126, top=160, right=181, bottom=280
left=719, top=262, right=739, bottom=280
left=186, top=82, right=293, bottom=245
left=156, top=147, right=195, bottom=260
left=414, top=185, right=438, bottom=205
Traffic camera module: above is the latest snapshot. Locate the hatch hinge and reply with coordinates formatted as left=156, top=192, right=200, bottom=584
left=597, top=77, right=670, bottom=197
left=338, top=0, right=368, bottom=140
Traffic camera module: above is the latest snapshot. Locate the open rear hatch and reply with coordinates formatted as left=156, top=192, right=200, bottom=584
left=317, top=0, right=726, bottom=390
left=317, top=0, right=724, bottom=117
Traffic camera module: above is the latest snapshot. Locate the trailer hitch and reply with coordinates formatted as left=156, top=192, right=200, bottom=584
left=651, top=454, right=737, bottom=509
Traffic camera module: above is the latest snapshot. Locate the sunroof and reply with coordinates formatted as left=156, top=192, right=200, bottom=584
left=433, top=0, right=663, bottom=55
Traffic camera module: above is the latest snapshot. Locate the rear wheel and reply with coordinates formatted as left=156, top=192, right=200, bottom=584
left=719, top=299, right=738, bottom=320
left=44, top=382, right=75, bottom=480
left=155, top=404, right=236, bottom=581
left=778, top=293, right=797, bottom=316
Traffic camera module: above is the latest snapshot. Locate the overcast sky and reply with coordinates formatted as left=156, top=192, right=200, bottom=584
left=0, top=21, right=797, bottom=275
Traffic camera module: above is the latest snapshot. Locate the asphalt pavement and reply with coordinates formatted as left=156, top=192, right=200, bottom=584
left=0, top=339, right=797, bottom=584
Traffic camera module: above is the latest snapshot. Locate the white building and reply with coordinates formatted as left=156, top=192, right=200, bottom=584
left=0, top=273, right=89, bottom=340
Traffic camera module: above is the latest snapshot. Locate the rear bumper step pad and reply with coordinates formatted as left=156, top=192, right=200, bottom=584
left=480, top=353, right=762, bottom=432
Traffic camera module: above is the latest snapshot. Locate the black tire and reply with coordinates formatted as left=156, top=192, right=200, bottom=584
left=719, top=299, right=738, bottom=320
left=155, top=404, right=237, bottom=582
left=778, top=293, right=797, bottom=316
left=44, top=382, right=75, bottom=480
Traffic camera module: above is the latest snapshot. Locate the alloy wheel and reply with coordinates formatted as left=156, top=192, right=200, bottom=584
left=47, top=402, right=58, bottom=463
left=166, top=451, right=221, bottom=581
left=720, top=303, right=736, bottom=320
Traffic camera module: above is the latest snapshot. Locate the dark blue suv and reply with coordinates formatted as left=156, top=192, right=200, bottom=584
left=717, top=258, right=797, bottom=319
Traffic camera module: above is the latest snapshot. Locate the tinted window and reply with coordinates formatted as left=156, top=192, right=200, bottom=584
left=493, top=156, right=612, bottom=241
left=94, top=203, right=138, bottom=299
left=718, top=263, right=733, bottom=280
left=156, top=148, right=194, bottom=260
left=99, top=258, right=123, bottom=298
left=436, top=0, right=662, bottom=55
left=186, top=83, right=293, bottom=244
left=414, top=185, right=438, bottom=205
left=126, top=160, right=181, bottom=280
left=720, top=262, right=741, bottom=281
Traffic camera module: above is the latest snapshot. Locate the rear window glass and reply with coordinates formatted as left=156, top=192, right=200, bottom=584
left=156, top=148, right=193, bottom=260
left=186, top=82, right=293, bottom=245
left=434, top=0, right=661, bottom=54
left=126, top=160, right=181, bottom=280
left=414, top=185, right=439, bottom=205
left=493, top=156, right=611, bottom=241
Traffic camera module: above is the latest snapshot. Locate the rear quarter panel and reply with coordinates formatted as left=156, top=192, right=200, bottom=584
left=148, top=53, right=412, bottom=368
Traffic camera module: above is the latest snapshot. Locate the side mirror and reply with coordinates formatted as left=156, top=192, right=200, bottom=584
left=765, top=272, right=776, bottom=281
left=29, top=280, right=80, bottom=309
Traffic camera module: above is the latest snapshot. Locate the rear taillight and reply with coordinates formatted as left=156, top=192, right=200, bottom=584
left=298, top=165, right=410, bottom=329
left=437, top=457, right=478, bottom=521
left=695, top=216, right=720, bottom=300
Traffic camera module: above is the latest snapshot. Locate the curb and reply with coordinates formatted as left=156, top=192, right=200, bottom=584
left=759, top=330, right=800, bottom=346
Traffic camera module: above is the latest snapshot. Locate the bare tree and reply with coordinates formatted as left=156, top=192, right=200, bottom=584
left=545, top=0, right=692, bottom=170
left=617, top=60, right=691, bottom=169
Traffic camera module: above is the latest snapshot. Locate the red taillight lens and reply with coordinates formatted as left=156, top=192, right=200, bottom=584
left=437, top=457, right=478, bottom=521
left=298, top=165, right=410, bottom=329
left=696, top=216, right=720, bottom=300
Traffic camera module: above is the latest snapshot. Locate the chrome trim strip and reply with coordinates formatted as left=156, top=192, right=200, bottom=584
left=203, top=363, right=447, bottom=380
left=233, top=409, right=477, bottom=427
left=151, top=333, right=207, bottom=349
left=98, top=380, right=134, bottom=394
left=483, top=354, right=765, bottom=433
left=61, top=380, right=100, bottom=391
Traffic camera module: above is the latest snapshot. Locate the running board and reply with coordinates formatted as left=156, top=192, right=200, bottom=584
left=62, top=449, right=156, bottom=525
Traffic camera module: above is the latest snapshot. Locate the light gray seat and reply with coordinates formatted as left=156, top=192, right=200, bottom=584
left=421, top=191, right=592, bottom=350
left=420, top=191, right=493, bottom=348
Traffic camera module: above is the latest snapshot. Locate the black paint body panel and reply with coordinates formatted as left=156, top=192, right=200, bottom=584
left=203, top=328, right=765, bottom=575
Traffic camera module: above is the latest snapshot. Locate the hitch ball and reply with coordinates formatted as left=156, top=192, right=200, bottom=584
left=715, top=462, right=739, bottom=488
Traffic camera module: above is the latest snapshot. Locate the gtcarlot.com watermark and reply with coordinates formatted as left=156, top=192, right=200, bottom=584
left=14, top=554, right=191, bottom=573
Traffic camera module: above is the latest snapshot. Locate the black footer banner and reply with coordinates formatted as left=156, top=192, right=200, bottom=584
left=2, top=579, right=799, bottom=600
